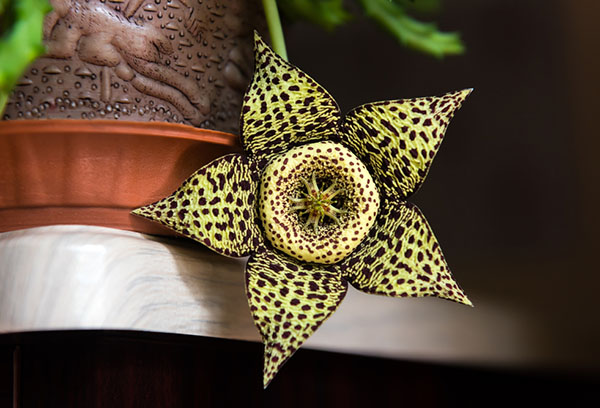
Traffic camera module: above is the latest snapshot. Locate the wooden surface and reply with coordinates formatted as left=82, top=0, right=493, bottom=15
left=0, top=225, right=552, bottom=371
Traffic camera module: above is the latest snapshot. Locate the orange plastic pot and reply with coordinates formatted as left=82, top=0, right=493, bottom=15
left=0, top=120, right=239, bottom=235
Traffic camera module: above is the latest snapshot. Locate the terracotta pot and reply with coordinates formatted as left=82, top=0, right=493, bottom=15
left=2, top=0, right=264, bottom=134
left=0, top=120, right=238, bottom=235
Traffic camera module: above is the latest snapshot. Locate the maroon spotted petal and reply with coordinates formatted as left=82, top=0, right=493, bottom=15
left=245, top=246, right=348, bottom=387
left=133, top=154, right=263, bottom=257
left=341, top=89, right=472, bottom=200
left=241, top=32, right=341, bottom=169
left=335, top=200, right=471, bottom=305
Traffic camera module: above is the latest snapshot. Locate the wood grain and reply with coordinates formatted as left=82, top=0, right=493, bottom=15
left=0, top=225, right=544, bottom=370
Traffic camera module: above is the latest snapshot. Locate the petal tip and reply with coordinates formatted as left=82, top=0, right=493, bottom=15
left=130, top=203, right=155, bottom=218
left=448, top=87, right=473, bottom=103
left=461, top=88, right=474, bottom=100
left=262, top=343, right=289, bottom=389
left=253, top=30, right=263, bottom=49
left=263, top=375, right=272, bottom=389
left=439, top=286, right=473, bottom=307
left=462, top=295, right=474, bottom=308
left=454, top=88, right=474, bottom=105
left=253, top=31, right=275, bottom=60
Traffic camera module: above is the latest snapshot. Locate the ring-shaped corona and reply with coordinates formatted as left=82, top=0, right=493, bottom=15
left=260, top=141, right=380, bottom=264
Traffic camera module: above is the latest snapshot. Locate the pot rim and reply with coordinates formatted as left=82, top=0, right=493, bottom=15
left=0, top=119, right=239, bottom=146
left=0, top=119, right=239, bottom=236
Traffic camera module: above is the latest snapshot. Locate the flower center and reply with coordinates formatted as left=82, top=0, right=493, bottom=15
left=259, top=141, right=380, bottom=264
left=291, top=172, right=344, bottom=234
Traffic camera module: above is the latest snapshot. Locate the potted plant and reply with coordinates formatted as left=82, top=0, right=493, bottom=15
left=0, top=0, right=471, bottom=388
left=0, top=0, right=265, bottom=233
left=0, top=0, right=464, bottom=233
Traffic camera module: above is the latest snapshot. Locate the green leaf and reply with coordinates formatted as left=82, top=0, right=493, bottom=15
left=278, top=0, right=352, bottom=31
left=0, top=0, right=51, bottom=114
left=358, top=0, right=464, bottom=58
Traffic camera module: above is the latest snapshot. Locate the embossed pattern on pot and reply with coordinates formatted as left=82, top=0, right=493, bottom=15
left=2, top=0, right=264, bottom=133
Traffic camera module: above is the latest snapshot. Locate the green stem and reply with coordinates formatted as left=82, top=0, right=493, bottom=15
left=262, top=0, right=288, bottom=61
left=0, top=92, right=7, bottom=117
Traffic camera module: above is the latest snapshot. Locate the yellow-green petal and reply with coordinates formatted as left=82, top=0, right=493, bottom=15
left=337, top=200, right=471, bottom=306
left=241, top=32, right=341, bottom=168
left=245, top=247, right=347, bottom=387
left=133, top=154, right=262, bottom=257
left=341, top=89, right=472, bottom=200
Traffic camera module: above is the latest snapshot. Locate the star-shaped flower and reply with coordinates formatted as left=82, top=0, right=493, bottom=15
left=134, top=32, right=472, bottom=388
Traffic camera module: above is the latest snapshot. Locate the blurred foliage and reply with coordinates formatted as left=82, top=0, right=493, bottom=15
left=278, top=0, right=352, bottom=31
left=0, top=0, right=51, bottom=114
left=278, top=0, right=464, bottom=58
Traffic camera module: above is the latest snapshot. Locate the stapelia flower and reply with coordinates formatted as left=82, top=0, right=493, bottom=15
left=133, top=32, right=472, bottom=387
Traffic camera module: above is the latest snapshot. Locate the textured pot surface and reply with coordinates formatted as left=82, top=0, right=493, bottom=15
left=0, top=119, right=238, bottom=234
left=2, top=0, right=264, bottom=134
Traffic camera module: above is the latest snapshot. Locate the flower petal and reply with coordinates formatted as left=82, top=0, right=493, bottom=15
left=132, top=154, right=262, bottom=257
left=245, top=246, right=348, bottom=387
left=337, top=200, right=471, bottom=306
left=241, top=32, right=341, bottom=168
left=341, top=89, right=472, bottom=200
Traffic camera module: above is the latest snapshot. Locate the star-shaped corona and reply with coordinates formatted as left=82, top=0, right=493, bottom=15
left=133, top=32, right=472, bottom=388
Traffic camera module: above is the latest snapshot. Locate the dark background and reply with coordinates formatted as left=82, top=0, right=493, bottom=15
left=1, top=330, right=597, bottom=407
left=285, top=0, right=600, bottom=374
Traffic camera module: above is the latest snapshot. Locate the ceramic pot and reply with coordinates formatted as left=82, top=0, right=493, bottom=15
left=2, top=0, right=264, bottom=134
left=0, top=119, right=238, bottom=235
